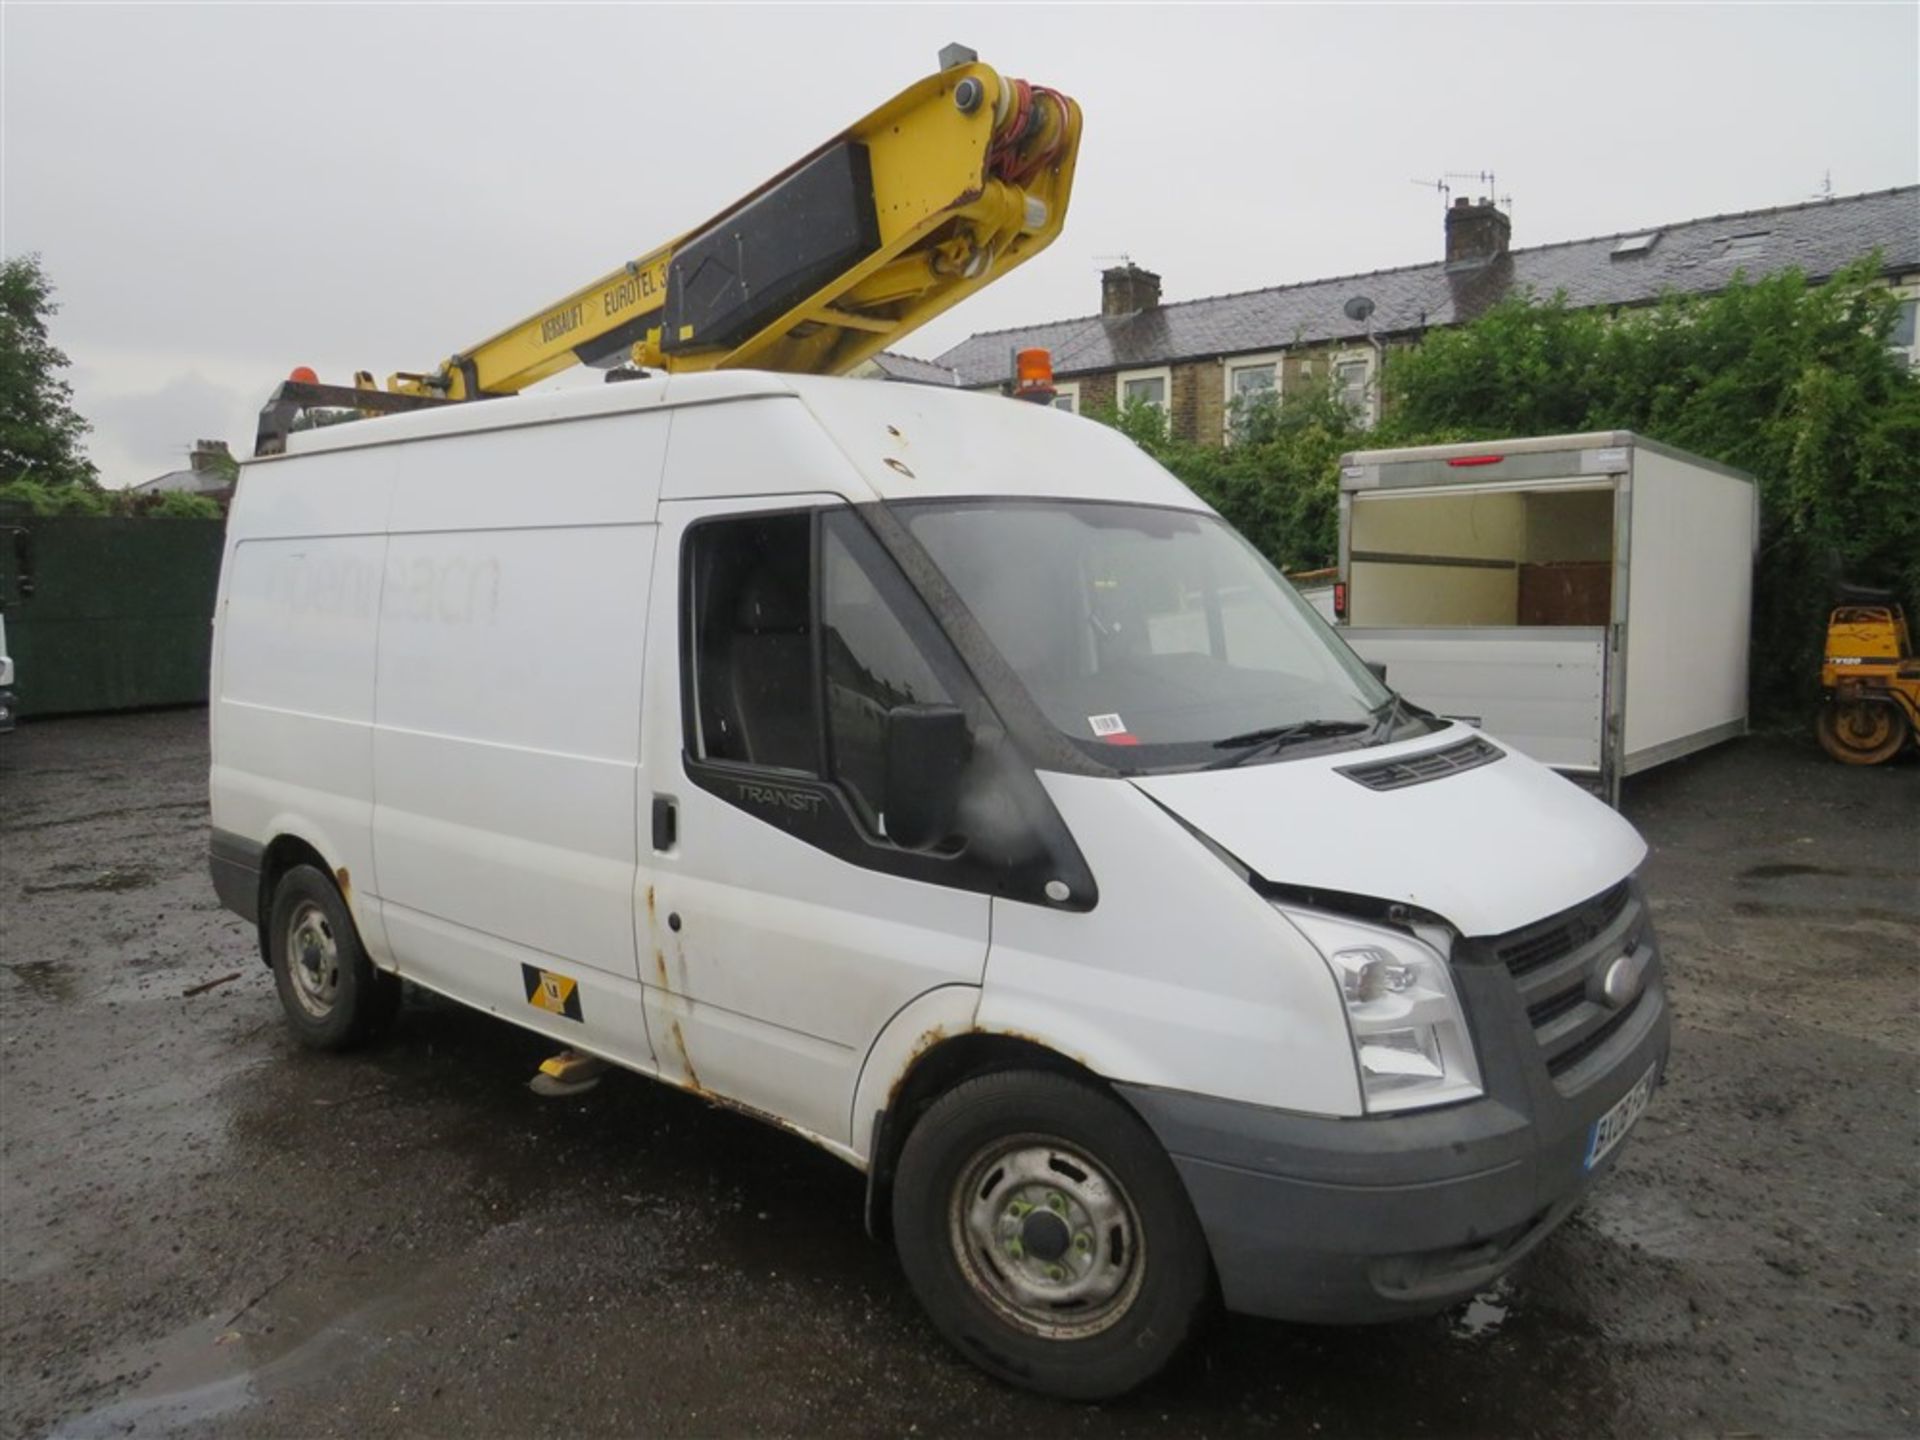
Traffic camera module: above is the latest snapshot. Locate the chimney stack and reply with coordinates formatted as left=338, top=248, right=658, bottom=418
left=1101, top=263, right=1162, bottom=317
left=1444, top=198, right=1512, bottom=266
left=189, top=439, right=231, bottom=474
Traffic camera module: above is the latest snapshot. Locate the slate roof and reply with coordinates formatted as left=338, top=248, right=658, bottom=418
left=933, top=186, right=1920, bottom=388
left=132, top=468, right=232, bottom=496
left=863, top=350, right=961, bottom=385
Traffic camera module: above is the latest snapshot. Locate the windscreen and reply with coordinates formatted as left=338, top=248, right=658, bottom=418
left=901, top=500, right=1399, bottom=770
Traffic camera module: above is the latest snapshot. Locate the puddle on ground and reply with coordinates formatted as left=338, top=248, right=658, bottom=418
left=1449, top=1277, right=1514, bottom=1339
left=24, top=867, right=155, bottom=895
left=54, top=1272, right=413, bottom=1439
left=1739, top=862, right=1839, bottom=881
left=6, top=959, right=80, bottom=1002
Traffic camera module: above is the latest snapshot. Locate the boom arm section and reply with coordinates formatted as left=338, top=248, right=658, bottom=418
left=391, top=48, right=1080, bottom=399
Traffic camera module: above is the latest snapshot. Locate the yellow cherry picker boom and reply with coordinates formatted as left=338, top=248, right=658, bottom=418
left=257, top=45, right=1081, bottom=454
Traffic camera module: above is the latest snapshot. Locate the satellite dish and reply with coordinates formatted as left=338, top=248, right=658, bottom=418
left=1343, top=294, right=1377, bottom=323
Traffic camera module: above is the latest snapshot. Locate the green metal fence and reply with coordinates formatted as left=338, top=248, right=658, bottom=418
left=0, top=516, right=226, bottom=717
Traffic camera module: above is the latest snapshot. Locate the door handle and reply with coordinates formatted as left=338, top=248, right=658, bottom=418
left=651, top=795, right=678, bottom=852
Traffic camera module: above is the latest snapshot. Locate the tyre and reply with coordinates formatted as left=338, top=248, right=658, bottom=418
left=266, top=864, right=401, bottom=1051
left=1816, top=699, right=1909, bottom=765
left=891, top=1069, right=1211, bottom=1401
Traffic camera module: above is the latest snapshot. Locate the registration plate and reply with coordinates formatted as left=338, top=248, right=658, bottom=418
left=1584, top=1063, right=1656, bottom=1171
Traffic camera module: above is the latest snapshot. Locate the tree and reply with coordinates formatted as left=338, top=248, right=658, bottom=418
left=0, top=255, right=97, bottom=488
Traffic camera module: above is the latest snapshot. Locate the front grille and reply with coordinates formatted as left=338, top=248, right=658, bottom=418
left=1496, top=881, right=1631, bottom=977
left=1339, top=735, right=1504, bottom=792
left=1487, top=881, right=1649, bottom=1089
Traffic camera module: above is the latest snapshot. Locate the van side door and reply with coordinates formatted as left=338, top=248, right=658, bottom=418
left=641, top=496, right=990, bottom=1146
left=371, top=412, right=666, bottom=1059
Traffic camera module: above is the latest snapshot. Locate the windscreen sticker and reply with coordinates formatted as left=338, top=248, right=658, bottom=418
left=522, top=964, right=583, bottom=1022
left=1087, top=713, right=1140, bottom=745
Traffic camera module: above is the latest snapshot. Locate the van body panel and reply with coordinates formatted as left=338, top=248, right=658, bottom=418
left=848, top=984, right=984, bottom=1160
left=981, top=772, right=1363, bottom=1117
left=383, top=411, right=668, bottom=532
left=643, top=492, right=991, bottom=1146
left=787, top=376, right=1210, bottom=511
left=369, top=416, right=666, bottom=986
left=1132, top=725, right=1646, bottom=938
left=378, top=897, right=660, bottom=1074
left=371, top=523, right=656, bottom=980
left=214, top=437, right=396, bottom=958
left=659, top=396, right=879, bottom=504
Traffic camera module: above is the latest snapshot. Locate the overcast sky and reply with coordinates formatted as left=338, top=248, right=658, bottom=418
left=4, top=2, right=1915, bottom=485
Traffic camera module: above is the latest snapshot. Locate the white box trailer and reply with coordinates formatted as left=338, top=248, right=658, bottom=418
left=1336, top=432, right=1759, bottom=805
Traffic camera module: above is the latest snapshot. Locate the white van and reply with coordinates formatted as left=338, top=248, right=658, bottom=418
left=209, top=372, right=1668, bottom=1399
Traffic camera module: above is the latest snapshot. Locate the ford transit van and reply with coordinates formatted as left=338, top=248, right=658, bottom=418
left=209, top=372, right=1667, bottom=1399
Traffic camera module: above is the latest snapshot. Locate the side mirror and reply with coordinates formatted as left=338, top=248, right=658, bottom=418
left=1365, top=659, right=1388, bottom=684
left=883, top=703, right=971, bottom=851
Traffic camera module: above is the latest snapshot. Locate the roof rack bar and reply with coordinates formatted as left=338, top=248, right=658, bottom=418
left=253, top=380, right=457, bottom=459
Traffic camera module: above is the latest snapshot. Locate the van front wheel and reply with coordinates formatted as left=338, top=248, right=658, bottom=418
left=890, top=1070, right=1210, bottom=1400
left=267, top=864, right=399, bottom=1051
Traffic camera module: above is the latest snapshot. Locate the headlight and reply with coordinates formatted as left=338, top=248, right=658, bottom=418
left=1281, top=909, right=1483, bottom=1114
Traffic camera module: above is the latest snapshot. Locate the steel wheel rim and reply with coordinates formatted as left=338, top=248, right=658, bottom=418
left=948, top=1133, right=1146, bottom=1341
left=1837, top=703, right=1894, bottom=749
left=285, top=901, right=341, bottom=1019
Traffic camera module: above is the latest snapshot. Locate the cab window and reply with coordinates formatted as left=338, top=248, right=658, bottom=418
left=683, top=508, right=958, bottom=837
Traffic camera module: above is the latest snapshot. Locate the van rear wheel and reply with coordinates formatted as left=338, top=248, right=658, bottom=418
left=267, top=864, right=400, bottom=1051
left=891, top=1070, right=1210, bottom=1400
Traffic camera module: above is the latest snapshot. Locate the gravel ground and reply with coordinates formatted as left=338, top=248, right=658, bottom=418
left=1, top=709, right=1915, bottom=1438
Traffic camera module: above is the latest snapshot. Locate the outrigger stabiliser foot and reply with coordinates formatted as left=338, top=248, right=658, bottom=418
left=529, top=1050, right=611, bottom=1098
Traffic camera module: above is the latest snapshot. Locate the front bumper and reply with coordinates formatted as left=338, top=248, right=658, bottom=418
left=1119, top=882, right=1670, bottom=1324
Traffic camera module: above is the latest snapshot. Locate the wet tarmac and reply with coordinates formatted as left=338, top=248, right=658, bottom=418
left=2, top=709, right=1915, bottom=1437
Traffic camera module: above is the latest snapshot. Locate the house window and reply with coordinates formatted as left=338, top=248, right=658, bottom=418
left=1224, top=352, right=1282, bottom=439
left=1720, top=232, right=1770, bottom=264
left=1051, top=381, right=1081, bottom=414
left=1118, top=368, right=1171, bottom=410
left=1892, top=297, right=1918, bottom=370
left=1334, top=353, right=1375, bottom=427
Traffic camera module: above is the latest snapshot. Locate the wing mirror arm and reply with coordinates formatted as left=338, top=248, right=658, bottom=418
left=881, top=703, right=971, bottom=851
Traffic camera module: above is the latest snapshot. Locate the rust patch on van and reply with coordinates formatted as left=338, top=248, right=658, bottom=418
left=699, top=1087, right=810, bottom=1140
left=645, top=885, right=655, bottom=923
left=335, top=867, right=351, bottom=902
left=653, top=948, right=670, bottom=992
left=886, top=1025, right=948, bottom=1107
left=669, top=1020, right=703, bottom=1093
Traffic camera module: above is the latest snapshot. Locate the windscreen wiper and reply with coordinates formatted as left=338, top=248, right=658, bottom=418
left=1204, top=719, right=1371, bottom=770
